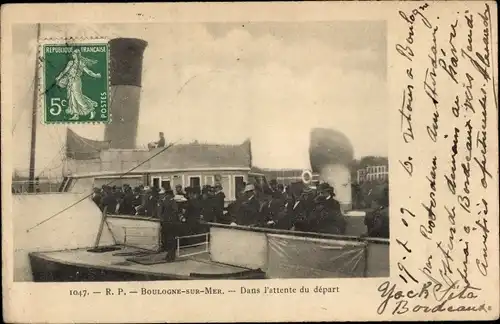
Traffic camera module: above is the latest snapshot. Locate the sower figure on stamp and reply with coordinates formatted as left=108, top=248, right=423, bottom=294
left=159, top=188, right=179, bottom=262
left=55, top=49, right=101, bottom=120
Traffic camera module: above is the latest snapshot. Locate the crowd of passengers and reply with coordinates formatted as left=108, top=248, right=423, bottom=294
left=91, top=183, right=226, bottom=220
left=91, top=179, right=389, bottom=239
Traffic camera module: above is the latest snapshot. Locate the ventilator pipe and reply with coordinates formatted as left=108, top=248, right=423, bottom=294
left=309, top=128, right=355, bottom=211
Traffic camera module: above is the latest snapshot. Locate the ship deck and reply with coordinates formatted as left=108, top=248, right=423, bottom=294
left=29, top=245, right=264, bottom=281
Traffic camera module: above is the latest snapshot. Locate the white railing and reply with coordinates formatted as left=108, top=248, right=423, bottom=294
left=176, top=232, right=210, bottom=258
left=12, top=180, right=63, bottom=193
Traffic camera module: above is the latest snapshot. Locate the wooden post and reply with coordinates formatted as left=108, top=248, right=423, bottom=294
left=94, top=206, right=108, bottom=248
left=28, top=23, right=41, bottom=193
left=363, top=240, right=369, bottom=277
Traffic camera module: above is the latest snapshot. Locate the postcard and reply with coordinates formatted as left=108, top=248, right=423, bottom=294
left=1, top=1, right=498, bottom=322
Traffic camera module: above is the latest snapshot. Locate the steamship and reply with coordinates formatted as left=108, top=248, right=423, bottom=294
left=14, top=30, right=389, bottom=282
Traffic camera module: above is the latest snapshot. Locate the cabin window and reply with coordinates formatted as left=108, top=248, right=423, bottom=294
left=161, top=180, right=171, bottom=190
left=171, top=175, right=183, bottom=188
left=151, top=176, right=161, bottom=189
left=94, top=177, right=142, bottom=188
left=205, top=175, right=215, bottom=186
left=189, top=176, right=201, bottom=188
left=248, top=173, right=266, bottom=186
left=219, top=175, right=231, bottom=201
left=234, top=176, right=245, bottom=198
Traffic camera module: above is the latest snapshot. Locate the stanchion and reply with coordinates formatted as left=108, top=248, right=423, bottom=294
left=94, top=206, right=109, bottom=248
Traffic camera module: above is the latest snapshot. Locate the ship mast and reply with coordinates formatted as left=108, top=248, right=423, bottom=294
left=28, top=23, right=41, bottom=193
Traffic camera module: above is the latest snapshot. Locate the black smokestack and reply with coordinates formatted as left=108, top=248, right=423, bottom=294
left=104, top=38, right=148, bottom=149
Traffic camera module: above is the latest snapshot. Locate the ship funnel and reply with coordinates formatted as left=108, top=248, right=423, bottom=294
left=309, top=128, right=354, bottom=210
left=104, top=38, right=148, bottom=149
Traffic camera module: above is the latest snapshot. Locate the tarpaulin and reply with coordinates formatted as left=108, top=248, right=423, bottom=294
left=66, top=128, right=111, bottom=160
left=266, top=234, right=367, bottom=278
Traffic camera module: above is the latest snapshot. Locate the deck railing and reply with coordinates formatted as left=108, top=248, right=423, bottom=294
left=11, top=180, right=62, bottom=193
left=106, top=214, right=388, bottom=244
left=175, top=232, right=210, bottom=258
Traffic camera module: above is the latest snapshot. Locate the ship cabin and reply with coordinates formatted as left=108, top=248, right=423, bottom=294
left=61, top=136, right=265, bottom=205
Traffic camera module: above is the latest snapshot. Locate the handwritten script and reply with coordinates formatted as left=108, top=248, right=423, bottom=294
left=389, top=2, right=497, bottom=318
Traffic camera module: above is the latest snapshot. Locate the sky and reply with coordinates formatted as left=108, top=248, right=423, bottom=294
left=12, top=22, right=387, bottom=177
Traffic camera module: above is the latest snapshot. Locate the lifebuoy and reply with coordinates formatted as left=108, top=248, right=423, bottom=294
left=301, top=170, right=313, bottom=184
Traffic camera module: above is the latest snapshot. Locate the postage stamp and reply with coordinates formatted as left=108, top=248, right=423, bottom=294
left=41, top=43, right=109, bottom=124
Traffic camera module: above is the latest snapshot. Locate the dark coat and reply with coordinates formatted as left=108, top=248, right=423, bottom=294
left=159, top=198, right=178, bottom=223
left=308, top=197, right=346, bottom=234
left=145, top=195, right=158, bottom=217
left=223, top=199, right=241, bottom=224
left=212, top=191, right=225, bottom=222
left=237, top=195, right=263, bottom=226
left=132, top=194, right=142, bottom=208
left=92, top=193, right=102, bottom=210
left=262, top=195, right=285, bottom=223
left=185, top=198, right=202, bottom=224
left=121, top=191, right=135, bottom=215
left=200, top=197, right=215, bottom=222
left=274, top=200, right=295, bottom=230
left=365, top=206, right=389, bottom=238
left=101, top=193, right=117, bottom=213
left=291, top=199, right=313, bottom=231
left=270, top=196, right=285, bottom=220
left=158, top=198, right=179, bottom=259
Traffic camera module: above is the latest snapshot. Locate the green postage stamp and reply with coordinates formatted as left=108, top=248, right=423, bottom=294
left=42, top=43, right=110, bottom=124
